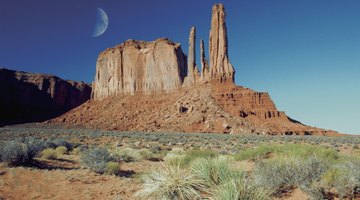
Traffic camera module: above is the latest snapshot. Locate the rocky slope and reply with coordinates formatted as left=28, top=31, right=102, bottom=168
left=49, top=3, right=339, bottom=136
left=0, top=68, right=91, bottom=126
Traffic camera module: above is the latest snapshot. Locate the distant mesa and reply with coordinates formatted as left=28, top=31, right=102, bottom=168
left=47, top=3, right=340, bottom=136
left=0, top=68, right=91, bottom=126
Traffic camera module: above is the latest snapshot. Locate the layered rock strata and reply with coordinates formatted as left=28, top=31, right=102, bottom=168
left=0, top=68, right=91, bottom=126
left=92, top=38, right=187, bottom=99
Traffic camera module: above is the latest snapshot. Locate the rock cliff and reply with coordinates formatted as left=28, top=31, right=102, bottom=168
left=92, top=38, right=187, bottom=99
left=0, top=68, right=91, bottom=126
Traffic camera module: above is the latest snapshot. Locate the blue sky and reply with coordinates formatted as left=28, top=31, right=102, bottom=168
left=1, top=0, right=359, bottom=134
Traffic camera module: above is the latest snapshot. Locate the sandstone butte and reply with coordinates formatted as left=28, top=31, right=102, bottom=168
left=0, top=67, right=91, bottom=126
left=50, top=3, right=340, bottom=136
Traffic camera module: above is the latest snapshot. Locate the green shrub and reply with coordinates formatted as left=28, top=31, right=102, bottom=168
left=55, top=146, right=68, bottom=155
left=41, top=148, right=57, bottom=160
left=165, top=149, right=216, bottom=167
left=72, top=147, right=82, bottom=155
left=235, top=144, right=340, bottom=163
left=112, top=147, right=143, bottom=162
left=191, top=156, right=242, bottom=186
left=0, top=137, right=44, bottom=166
left=136, top=164, right=206, bottom=200
left=322, top=160, right=360, bottom=198
left=53, top=139, right=73, bottom=151
left=235, top=145, right=279, bottom=161
left=254, top=156, right=328, bottom=196
left=81, top=147, right=112, bottom=174
left=106, top=161, right=121, bottom=176
left=212, top=178, right=271, bottom=200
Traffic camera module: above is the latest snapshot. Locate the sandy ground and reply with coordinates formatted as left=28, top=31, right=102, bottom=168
left=0, top=155, right=162, bottom=200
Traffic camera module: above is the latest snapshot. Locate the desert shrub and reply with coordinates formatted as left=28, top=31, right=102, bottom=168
left=191, top=156, right=242, bottom=186
left=212, top=178, right=271, bottom=200
left=139, top=149, right=154, bottom=160
left=254, top=156, right=328, bottom=196
left=106, top=161, right=121, bottom=175
left=136, top=164, right=206, bottom=200
left=71, top=147, right=82, bottom=155
left=41, top=148, right=57, bottom=160
left=112, top=147, right=143, bottom=162
left=235, top=144, right=281, bottom=161
left=322, top=160, right=360, bottom=198
left=55, top=146, right=68, bottom=155
left=0, top=137, right=44, bottom=166
left=165, top=149, right=216, bottom=167
left=81, top=147, right=112, bottom=173
left=235, top=144, right=340, bottom=163
left=53, top=139, right=73, bottom=151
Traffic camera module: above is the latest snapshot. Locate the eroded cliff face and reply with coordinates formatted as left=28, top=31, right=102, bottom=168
left=92, top=38, right=187, bottom=99
left=0, top=68, right=91, bottom=126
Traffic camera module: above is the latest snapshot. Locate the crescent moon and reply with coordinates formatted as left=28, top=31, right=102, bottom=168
left=92, top=8, right=108, bottom=37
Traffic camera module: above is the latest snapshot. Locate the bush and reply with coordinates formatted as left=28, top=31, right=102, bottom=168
left=112, top=147, right=143, bottom=162
left=55, top=146, right=68, bottom=155
left=106, top=161, right=121, bottom=175
left=322, top=160, right=360, bottom=198
left=212, top=178, right=271, bottom=200
left=53, top=139, right=73, bottom=151
left=191, top=156, right=242, bottom=186
left=41, top=148, right=57, bottom=160
left=164, top=149, right=216, bottom=167
left=136, top=164, right=206, bottom=200
left=81, top=147, right=112, bottom=174
left=0, top=137, right=44, bottom=166
left=254, top=156, right=328, bottom=196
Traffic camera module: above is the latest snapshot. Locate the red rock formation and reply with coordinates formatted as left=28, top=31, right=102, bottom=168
left=0, top=67, right=91, bottom=126
left=200, top=39, right=210, bottom=82
left=183, top=26, right=198, bottom=86
left=48, top=3, right=340, bottom=136
left=92, top=38, right=187, bottom=100
left=209, top=3, right=235, bottom=83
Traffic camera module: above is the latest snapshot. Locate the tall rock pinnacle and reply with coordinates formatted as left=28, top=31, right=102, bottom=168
left=200, top=39, right=209, bottom=81
left=188, top=26, right=196, bottom=76
left=209, top=3, right=235, bottom=83
left=184, top=26, right=198, bottom=86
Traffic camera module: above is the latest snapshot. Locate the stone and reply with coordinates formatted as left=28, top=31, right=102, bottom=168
left=92, top=38, right=187, bottom=100
left=209, top=3, right=235, bottom=83
left=200, top=39, right=209, bottom=81
left=0, top=67, right=91, bottom=126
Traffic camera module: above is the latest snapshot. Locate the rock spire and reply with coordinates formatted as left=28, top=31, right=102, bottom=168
left=209, top=3, right=235, bottom=83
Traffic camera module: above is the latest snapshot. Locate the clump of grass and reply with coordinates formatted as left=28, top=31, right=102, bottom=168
left=212, top=178, right=271, bottom=200
left=164, top=148, right=186, bottom=166
left=41, top=148, right=57, bottom=160
left=136, top=164, right=206, bottom=200
left=106, top=161, right=121, bottom=176
left=112, top=147, right=143, bottom=162
left=254, top=156, right=328, bottom=196
left=72, top=147, right=82, bottom=155
left=191, top=156, right=242, bottom=187
left=321, top=160, right=360, bottom=198
left=164, top=148, right=216, bottom=167
left=55, top=146, right=68, bottom=155
left=80, top=147, right=113, bottom=174
left=235, top=144, right=340, bottom=163
left=235, top=145, right=279, bottom=161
